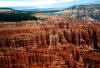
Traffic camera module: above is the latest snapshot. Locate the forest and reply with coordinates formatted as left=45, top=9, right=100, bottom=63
left=0, top=12, right=38, bottom=22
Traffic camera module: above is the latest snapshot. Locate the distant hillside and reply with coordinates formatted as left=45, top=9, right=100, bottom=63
left=22, top=8, right=61, bottom=13
left=0, top=7, right=61, bottom=13
left=0, top=8, right=15, bottom=12
left=0, top=8, right=39, bottom=22
left=56, top=4, right=100, bottom=21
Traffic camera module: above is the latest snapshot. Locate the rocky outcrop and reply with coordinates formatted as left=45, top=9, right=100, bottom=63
left=55, top=4, right=100, bottom=22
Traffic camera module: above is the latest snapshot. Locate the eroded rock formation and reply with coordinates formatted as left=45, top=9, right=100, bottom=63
left=0, top=17, right=100, bottom=68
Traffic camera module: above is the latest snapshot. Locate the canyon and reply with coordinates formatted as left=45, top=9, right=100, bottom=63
left=0, top=15, right=100, bottom=68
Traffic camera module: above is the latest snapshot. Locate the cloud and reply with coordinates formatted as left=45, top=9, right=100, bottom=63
left=0, top=0, right=74, bottom=7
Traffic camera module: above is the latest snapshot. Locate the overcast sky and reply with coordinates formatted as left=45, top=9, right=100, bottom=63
left=0, top=0, right=99, bottom=8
